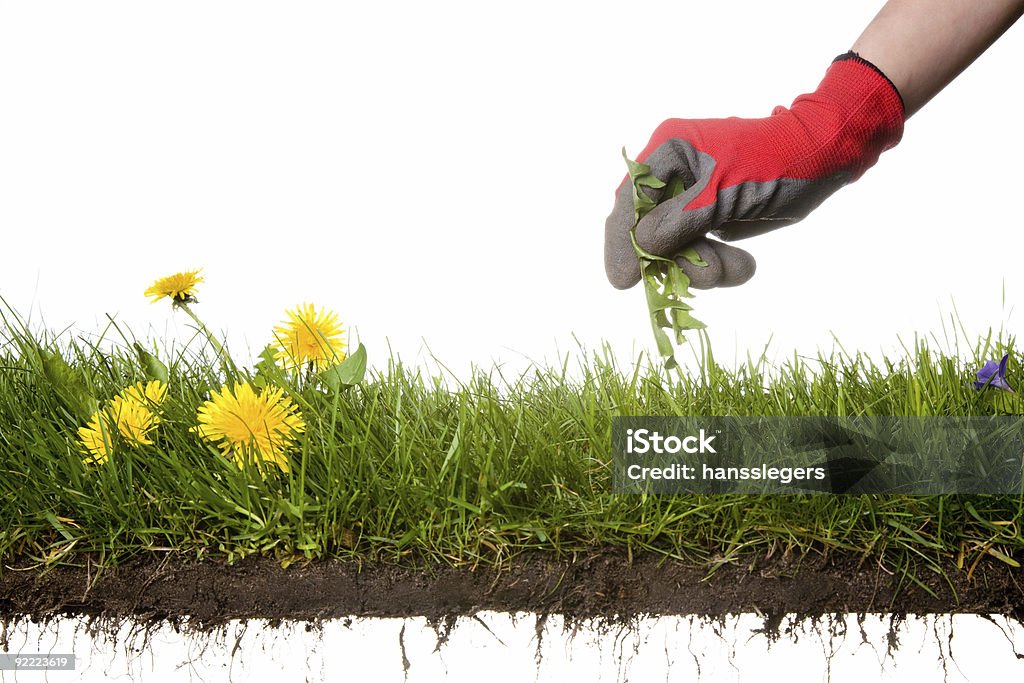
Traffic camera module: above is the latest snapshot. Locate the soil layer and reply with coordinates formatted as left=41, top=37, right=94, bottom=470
left=1, top=551, right=1022, bottom=626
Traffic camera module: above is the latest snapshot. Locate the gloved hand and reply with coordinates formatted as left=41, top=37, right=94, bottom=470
left=605, top=52, right=905, bottom=290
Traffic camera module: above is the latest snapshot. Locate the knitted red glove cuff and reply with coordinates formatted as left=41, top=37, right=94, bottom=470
left=764, top=52, right=906, bottom=182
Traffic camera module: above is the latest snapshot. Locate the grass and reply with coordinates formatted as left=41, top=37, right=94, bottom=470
left=0, top=301, right=1022, bottom=596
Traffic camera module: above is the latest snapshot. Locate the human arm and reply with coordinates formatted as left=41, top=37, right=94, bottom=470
left=853, top=0, right=1024, bottom=117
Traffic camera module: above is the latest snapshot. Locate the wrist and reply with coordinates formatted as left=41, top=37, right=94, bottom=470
left=832, top=51, right=906, bottom=113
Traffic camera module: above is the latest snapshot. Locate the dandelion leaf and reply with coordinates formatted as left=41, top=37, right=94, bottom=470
left=665, top=176, right=687, bottom=199
left=253, top=344, right=287, bottom=389
left=133, top=342, right=169, bottom=384
left=679, top=246, right=708, bottom=267
left=623, top=149, right=709, bottom=367
left=319, top=343, right=367, bottom=392
left=38, top=349, right=97, bottom=420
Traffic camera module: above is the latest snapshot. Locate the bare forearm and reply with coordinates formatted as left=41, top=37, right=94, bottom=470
left=852, top=0, right=1024, bottom=116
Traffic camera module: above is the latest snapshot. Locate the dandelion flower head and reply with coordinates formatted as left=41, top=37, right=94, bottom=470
left=195, top=382, right=305, bottom=473
left=273, top=303, right=347, bottom=371
left=78, top=380, right=167, bottom=465
left=145, top=269, right=203, bottom=303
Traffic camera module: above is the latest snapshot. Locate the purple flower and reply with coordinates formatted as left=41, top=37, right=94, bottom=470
left=973, top=353, right=1015, bottom=392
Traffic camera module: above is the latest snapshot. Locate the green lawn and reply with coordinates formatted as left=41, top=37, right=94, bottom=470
left=1, top=300, right=1021, bottom=594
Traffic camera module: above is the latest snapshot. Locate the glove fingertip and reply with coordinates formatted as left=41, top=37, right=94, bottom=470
left=718, top=247, right=757, bottom=287
left=606, top=260, right=641, bottom=290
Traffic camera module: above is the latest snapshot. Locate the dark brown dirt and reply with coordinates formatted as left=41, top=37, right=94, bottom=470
left=1, top=550, right=1022, bottom=628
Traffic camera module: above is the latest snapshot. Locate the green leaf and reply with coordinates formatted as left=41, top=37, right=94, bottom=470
left=43, top=511, right=76, bottom=542
left=38, top=349, right=97, bottom=420
left=621, top=147, right=652, bottom=179
left=673, top=308, right=706, bottom=332
left=636, top=175, right=666, bottom=189
left=679, top=246, right=709, bottom=267
left=319, top=343, right=367, bottom=392
left=623, top=149, right=707, bottom=366
left=133, top=343, right=169, bottom=384
left=667, top=263, right=695, bottom=299
left=253, top=344, right=287, bottom=389
left=664, top=176, right=688, bottom=199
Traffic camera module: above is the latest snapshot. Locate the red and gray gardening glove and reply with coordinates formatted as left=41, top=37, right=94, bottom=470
left=605, top=52, right=905, bottom=290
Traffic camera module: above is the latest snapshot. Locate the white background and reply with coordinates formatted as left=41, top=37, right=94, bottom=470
left=2, top=3, right=1023, bottom=679
left=1, top=0, right=1022, bottom=376
left=4, top=612, right=1023, bottom=682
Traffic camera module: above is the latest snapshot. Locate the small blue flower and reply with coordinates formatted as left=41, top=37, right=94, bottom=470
left=973, top=353, right=1015, bottom=392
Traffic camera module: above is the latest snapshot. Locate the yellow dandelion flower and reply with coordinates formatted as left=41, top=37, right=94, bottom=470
left=145, top=269, right=203, bottom=303
left=121, top=380, right=168, bottom=407
left=194, top=383, right=305, bottom=473
left=273, top=303, right=347, bottom=371
left=78, top=383, right=166, bottom=465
